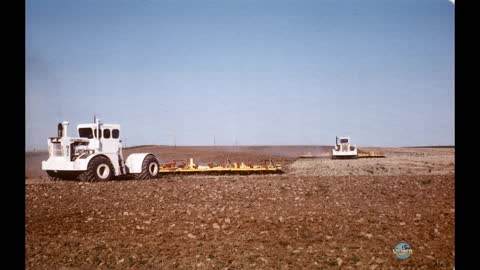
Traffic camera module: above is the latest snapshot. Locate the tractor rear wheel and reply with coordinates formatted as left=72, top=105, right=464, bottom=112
left=134, top=155, right=159, bottom=180
left=78, top=156, right=114, bottom=182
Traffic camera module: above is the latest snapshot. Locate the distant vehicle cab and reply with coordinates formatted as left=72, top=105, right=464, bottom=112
left=331, top=136, right=358, bottom=159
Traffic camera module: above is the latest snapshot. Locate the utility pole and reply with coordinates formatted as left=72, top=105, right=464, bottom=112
left=214, top=135, right=216, bottom=146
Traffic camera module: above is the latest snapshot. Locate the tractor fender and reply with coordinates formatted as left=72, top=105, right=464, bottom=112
left=82, top=154, right=112, bottom=168
left=125, top=153, right=158, bottom=174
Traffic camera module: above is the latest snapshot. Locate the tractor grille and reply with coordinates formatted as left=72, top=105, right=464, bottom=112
left=51, top=143, right=63, bottom=156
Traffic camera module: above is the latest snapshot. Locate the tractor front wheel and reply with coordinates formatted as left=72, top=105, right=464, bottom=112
left=46, top=170, right=62, bottom=181
left=46, top=170, right=81, bottom=181
left=78, top=156, right=114, bottom=182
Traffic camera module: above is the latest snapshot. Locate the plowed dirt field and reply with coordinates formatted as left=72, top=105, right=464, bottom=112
left=26, top=146, right=454, bottom=269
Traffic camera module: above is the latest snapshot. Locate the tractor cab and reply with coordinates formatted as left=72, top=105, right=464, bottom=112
left=77, top=121, right=121, bottom=154
left=335, top=136, right=353, bottom=152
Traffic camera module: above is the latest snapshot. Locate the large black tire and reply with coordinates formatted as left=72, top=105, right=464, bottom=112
left=78, top=156, right=114, bottom=182
left=134, top=155, right=159, bottom=180
left=46, top=170, right=80, bottom=181
left=46, top=170, right=62, bottom=181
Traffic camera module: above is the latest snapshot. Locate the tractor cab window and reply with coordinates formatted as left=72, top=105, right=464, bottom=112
left=340, top=139, right=349, bottom=143
left=79, top=128, right=94, bottom=139
left=112, top=129, right=120, bottom=139
left=103, top=129, right=111, bottom=139
left=93, top=128, right=102, bottom=138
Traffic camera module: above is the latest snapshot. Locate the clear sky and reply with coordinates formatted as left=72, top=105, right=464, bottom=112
left=26, top=0, right=454, bottom=150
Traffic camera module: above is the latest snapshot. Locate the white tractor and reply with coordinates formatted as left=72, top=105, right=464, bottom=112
left=41, top=119, right=160, bottom=181
left=331, top=136, right=358, bottom=159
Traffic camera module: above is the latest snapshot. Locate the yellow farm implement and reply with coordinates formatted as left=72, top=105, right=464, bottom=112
left=356, top=149, right=386, bottom=158
left=158, top=158, right=284, bottom=175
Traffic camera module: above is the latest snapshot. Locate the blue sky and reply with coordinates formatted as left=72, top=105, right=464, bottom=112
left=26, top=0, right=454, bottom=150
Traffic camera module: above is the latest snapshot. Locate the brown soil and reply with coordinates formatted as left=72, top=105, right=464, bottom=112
left=25, top=146, right=455, bottom=269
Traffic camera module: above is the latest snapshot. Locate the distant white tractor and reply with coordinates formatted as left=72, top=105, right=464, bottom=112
left=331, top=136, right=358, bottom=159
left=41, top=119, right=160, bottom=181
